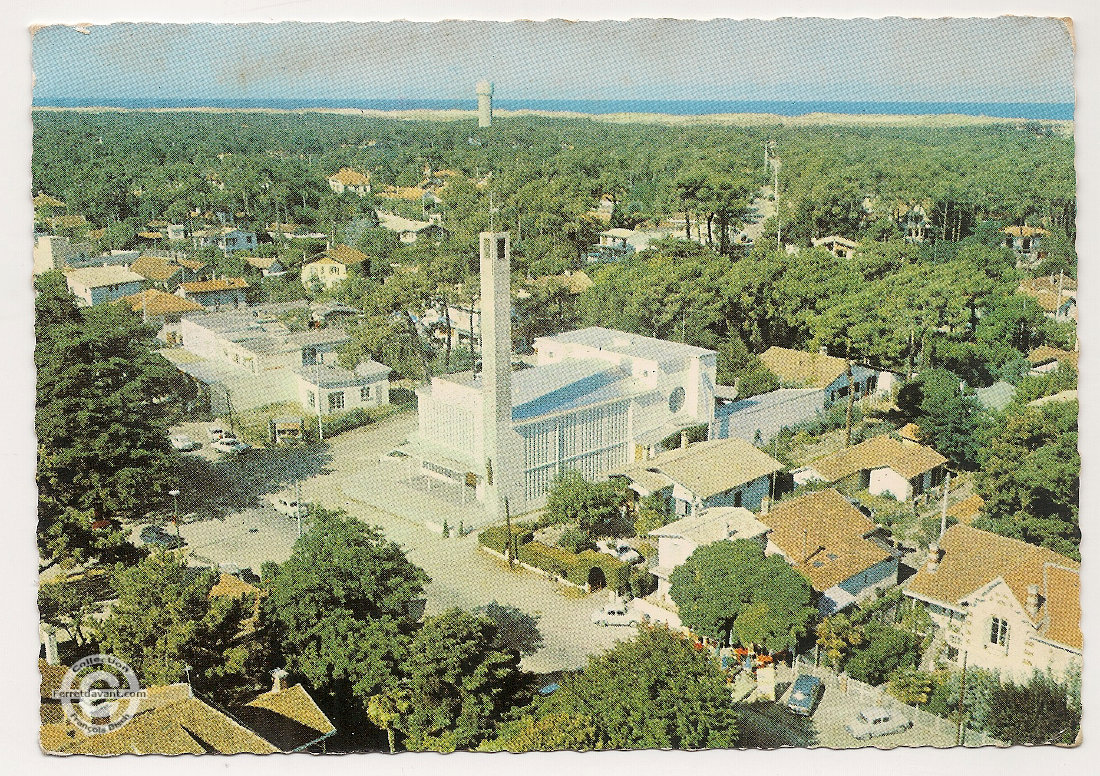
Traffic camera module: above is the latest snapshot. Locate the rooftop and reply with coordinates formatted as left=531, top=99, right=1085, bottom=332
left=537, top=326, right=716, bottom=366
left=296, top=360, right=389, bottom=388
left=377, top=211, right=436, bottom=233
left=328, top=167, right=371, bottom=186
left=610, top=438, right=783, bottom=500
left=180, top=277, right=250, bottom=293
left=119, top=288, right=205, bottom=317
left=906, top=523, right=1080, bottom=651
left=1028, top=345, right=1078, bottom=370
left=64, top=264, right=145, bottom=288
left=327, top=243, right=369, bottom=265
left=945, top=494, right=985, bottom=524
left=760, top=489, right=894, bottom=593
left=650, top=506, right=770, bottom=545
left=1003, top=225, right=1048, bottom=238
left=130, top=254, right=185, bottom=282
left=758, top=346, right=849, bottom=389
left=235, top=684, right=336, bottom=752
left=807, top=434, right=947, bottom=481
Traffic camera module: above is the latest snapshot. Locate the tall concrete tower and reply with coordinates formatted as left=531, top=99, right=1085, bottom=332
left=479, top=231, right=522, bottom=520
left=476, top=80, right=494, bottom=128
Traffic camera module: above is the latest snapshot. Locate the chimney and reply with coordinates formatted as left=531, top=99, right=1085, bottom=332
left=43, top=625, right=60, bottom=666
left=926, top=543, right=940, bottom=573
left=760, top=495, right=771, bottom=515
left=1026, top=584, right=1041, bottom=619
left=819, top=345, right=829, bottom=356
left=680, top=430, right=690, bottom=450
left=271, top=667, right=289, bottom=693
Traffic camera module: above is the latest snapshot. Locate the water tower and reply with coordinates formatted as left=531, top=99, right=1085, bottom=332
left=476, top=80, right=494, bottom=128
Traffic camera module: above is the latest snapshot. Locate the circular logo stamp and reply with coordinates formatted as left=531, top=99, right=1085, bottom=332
left=52, top=654, right=147, bottom=735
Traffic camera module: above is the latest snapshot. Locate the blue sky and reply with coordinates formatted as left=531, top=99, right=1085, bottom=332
left=32, top=17, right=1075, bottom=105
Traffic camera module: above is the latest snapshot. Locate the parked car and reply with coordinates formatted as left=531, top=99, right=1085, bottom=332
left=269, top=494, right=309, bottom=516
left=596, top=539, right=643, bottom=565
left=786, top=674, right=824, bottom=716
left=591, top=599, right=643, bottom=627
left=845, top=706, right=913, bottom=740
left=139, top=525, right=185, bottom=550
left=170, top=433, right=201, bottom=451
left=211, top=437, right=251, bottom=453
left=207, top=425, right=226, bottom=442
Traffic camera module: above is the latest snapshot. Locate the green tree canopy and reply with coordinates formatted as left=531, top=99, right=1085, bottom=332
left=986, top=671, right=1080, bottom=745
left=543, top=470, right=630, bottom=546
left=669, top=539, right=816, bottom=652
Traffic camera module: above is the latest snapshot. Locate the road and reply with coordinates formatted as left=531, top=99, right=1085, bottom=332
left=168, top=413, right=637, bottom=673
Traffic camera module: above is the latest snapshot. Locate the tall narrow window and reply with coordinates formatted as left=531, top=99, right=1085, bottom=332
left=990, top=617, right=1009, bottom=647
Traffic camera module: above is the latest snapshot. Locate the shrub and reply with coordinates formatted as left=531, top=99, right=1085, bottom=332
left=627, top=565, right=657, bottom=599
left=558, top=526, right=590, bottom=554
left=477, top=524, right=534, bottom=557
left=516, top=541, right=629, bottom=592
left=844, top=623, right=921, bottom=685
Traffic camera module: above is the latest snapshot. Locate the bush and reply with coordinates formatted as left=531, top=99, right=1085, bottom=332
left=843, top=623, right=921, bottom=685
left=477, top=524, right=534, bottom=557
left=390, top=387, right=418, bottom=407
left=517, top=541, right=630, bottom=592
left=627, top=565, right=657, bottom=599
left=558, top=526, right=590, bottom=554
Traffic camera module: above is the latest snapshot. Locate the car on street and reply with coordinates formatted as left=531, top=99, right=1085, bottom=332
left=170, top=433, right=201, bottom=452
left=786, top=674, right=824, bottom=716
left=596, top=539, right=643, bottom=565
left=845, top=706, right=913, bottom=740
left=591, top=599, right=643, bottom=626
left=269, top=494, right=309, bottom=516
left=211, top=437, right=251, bottom=453
left=139, top=525, right=185, bottom=549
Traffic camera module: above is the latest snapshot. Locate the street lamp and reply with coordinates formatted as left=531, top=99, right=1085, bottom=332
left=169, top=489, right=181, bottom=543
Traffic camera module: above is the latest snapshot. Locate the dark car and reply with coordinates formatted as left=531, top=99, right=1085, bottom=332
left=786, top=674, right=824, bottom=716
left=140, top=525, right=185, bottom=549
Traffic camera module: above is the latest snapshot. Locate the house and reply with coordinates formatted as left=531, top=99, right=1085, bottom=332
left=710, top=387, right=830, bottom=445
left=376, top=211, right=446, bottom=243
left=586, top=228, right=652, bottom=262
left=1018, top=274, right=1076, bottom=321
left=899, top=204, right=930, bottom=243
left=33, top=234, right=93, bottom=274
left=946, top=494, right=985, bottom=525
left=327, top=167, right=371, bottom=196
left=177, top=277, right=250, bottom=308
left=1003, top=225, right=1048, bottom=264
left=414, top=327, right=718, bottom=511
left=118, top=288, right=206, bottom=344
left=326, top=243, right=370, bottom=269
left=759, top=488, right=900, bottom=614
left=130, top=254, right=190, bottom=289
left=649, top=506, right=771, bottom=602
left=758, top=346, right=899, bottom=408
left=1027, top=345, right=1078, bottom=374
left=266, top=222, right=327, bottom=241
left=243, top=255, right=289, bottom=277
left=42, top=671, right=335, bottom=755
left=191, top=226, right=258, bottom=254
left=301, top=257, right=347, bottom=290
left=812, top=235, right=859, bottom=258
left=904, top=523, right=1080, bottom=682
left=63, top=265, right=146, bottom=306
left=165, top=223, right=191, bottom=240
left=796, top=434, right=948, bottom=502
left=296, top=361, right=391, bottom=416
left=608, top=437, right=784, bottom=519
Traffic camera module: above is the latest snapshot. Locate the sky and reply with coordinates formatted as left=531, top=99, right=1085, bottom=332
left=31, top=17, right=1075, bottom=105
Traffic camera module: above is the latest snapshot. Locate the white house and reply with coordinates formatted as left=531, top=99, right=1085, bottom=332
left=327, top=168, right=371, bottom=196
left=649, top=506, right=771, bottom=602
left=301, top=257, right=347, bottom=290
left=295, top=361, right=391, bottom=416
left=904, top=523, right=1080, bottom=682
left=795, top=434, right=948, bottom=502
left=191, top=226, right=258, bottom=254
left=608, top=436, right=783, bottom=519
left=811, top=235, right=859, bottom=259
left=759, top=488, right=900, bottom=614
left=64, top=265, right=146, bottom=306
left=758, top=346, right=899, bottom=409
left=413, top=327, right=718, bottom=511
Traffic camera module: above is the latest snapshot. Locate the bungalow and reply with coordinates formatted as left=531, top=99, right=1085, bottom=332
left=796, top=434, right=948, bottom=502
left=327, top=167, right=371, bottom=196
left=811, top=235, right=859, bottom=259
left=609, top=437, right=784, bottom=518
left=301, top=256, right=347, bottom=290
left=376, top=211, right=447, bottom=243
left=118, top=288, right=205, bottom=344
left=191, top=226, right=258, bottom=254
left=1003, top=225, right=1048, bottom=264
left=904, top=523, right=1080, bottom=682
left=296, top=361, right=391, bottom=416
left=177, top=277, right=250, bottom=308
left=243, top=255, right=289, bottom=277
left=758, top=346, right=899, bottom=409
left=649, top=506, right=771, bottom=602
left=130, top=254, right=189, bottom=289
left=1027, top=345, right=1078, bottom=375
left=64, top=265, right=145, bottom=306
left=760, top=488, right=900, bottom=614
left=326, top=243, right=370, bottom=269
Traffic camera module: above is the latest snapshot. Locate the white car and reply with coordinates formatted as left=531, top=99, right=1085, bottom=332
left=170, top=433, right=200, bottom=451
left=591, top=600, right=643, bottom=627
left=845, top=706, right=913, bottom=740
left=269, top=494, right=309, bottom=516
left=596, top=539, right=643, bottom=565
left=211, top=437, right=251, bottom=453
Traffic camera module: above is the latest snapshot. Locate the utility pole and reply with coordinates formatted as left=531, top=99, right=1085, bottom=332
left=844, top=359, right=855, bottom=447
left=295, top=478, right=303, bottom=539
left=774, top=159, right=781, bottom=251
left=956, top=649, right=968, bottom=746
left=504, top=496, right=514, bottom=567
left=939, top=471, right=951, bottom=541
left=170, top=489, right=181, bottom=543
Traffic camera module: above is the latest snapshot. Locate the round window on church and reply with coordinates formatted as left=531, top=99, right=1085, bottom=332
left=668, top=386, right=686, bottom=413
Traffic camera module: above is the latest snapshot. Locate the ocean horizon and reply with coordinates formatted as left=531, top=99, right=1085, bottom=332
left=31, top=96, right=1074, bottom=120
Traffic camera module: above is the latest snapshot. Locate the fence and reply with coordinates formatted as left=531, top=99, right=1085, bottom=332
left=789, top=657, right=1002, bottom=747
